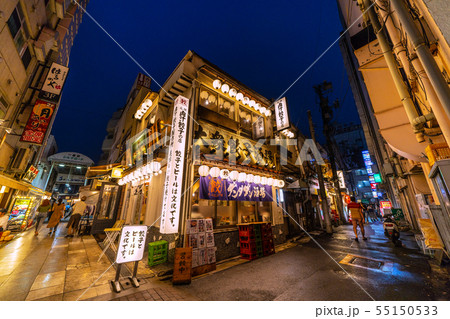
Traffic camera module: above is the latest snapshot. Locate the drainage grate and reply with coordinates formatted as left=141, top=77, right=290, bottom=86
left=350, top=257, right=383, bottom=269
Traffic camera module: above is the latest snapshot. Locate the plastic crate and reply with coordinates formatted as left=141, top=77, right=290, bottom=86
left=239, top=233, right=257, bottom=243
left=238, top=224, right=254, bottom=233
left=148, top=240, right=168, bottom=266
left=425, top=143, right=450, bottom=167
left=240, top=241, right=257, bottom=255
left=241, top=253, right=259, bottom=260
left=263, top=239, right=274, bottom=250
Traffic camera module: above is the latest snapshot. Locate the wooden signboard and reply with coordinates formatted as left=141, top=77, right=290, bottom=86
left=173, top=247, right=192, bottom=285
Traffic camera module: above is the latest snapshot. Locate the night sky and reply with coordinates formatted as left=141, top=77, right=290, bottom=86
left=52, top=0, right=361, bottom=163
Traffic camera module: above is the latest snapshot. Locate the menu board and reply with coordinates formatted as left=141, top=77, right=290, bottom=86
left=186, top=218, right=216, bottom=268
left=173, top=247, right=193, bottom=284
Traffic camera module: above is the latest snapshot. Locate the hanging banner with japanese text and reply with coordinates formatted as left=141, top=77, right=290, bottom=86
left=38, top=62, right=69, bottom=103
left=116, top=225, right=148, bottom=264
left=160, top=96, right=189, bottom=234
left=274, top=97, right=290, bottom=131
left=199, top=176, right=274, bottom=202
left=20, top=99, right=55, bottom=144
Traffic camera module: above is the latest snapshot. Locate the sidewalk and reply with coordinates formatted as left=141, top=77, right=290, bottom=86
left=0, top=223, right=152, bottom=300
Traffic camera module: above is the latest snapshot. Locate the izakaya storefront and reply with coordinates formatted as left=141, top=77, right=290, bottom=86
left=190, top=164, right=287, bottom=260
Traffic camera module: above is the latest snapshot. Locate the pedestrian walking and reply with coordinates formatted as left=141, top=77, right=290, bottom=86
left=65, top=196, right=87, bottom=238
left=0, top=208, right=9, bottom=232
left=362, top=203, right=370, bottom=223
left=347, top=196, right=367, bottom=241
left=35, top=199, right=51, bottom=236
left=47, top=198, right=65, bottom=235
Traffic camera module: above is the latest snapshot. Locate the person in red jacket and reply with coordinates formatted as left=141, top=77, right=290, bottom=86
left=347, top=197, right=367, bottom=241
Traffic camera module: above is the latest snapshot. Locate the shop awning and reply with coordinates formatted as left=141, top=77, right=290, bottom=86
left=0, top=173, right=30, bottom=192
left=86, top=163, right=122, bottom=179
left=28, top=185, right=52, bottom=197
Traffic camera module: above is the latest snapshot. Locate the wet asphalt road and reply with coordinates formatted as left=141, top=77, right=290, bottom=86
left=178, top=222, right=449, bottom=301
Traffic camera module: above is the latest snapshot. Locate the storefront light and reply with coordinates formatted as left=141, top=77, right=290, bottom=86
left=238, top=172, right=247, bottom=182
left=267, top=177, right=274, bottom=186
left=246, top=174, right=254, bottom=183
left=221, top=84, right=230, bottom=94
left=278, top=180, right=285, bottom=188
left=265, top=109, right=271, bottom=117
left=254, top=175, right=261, bottom=184
left=198, top=165, right=210, bottom=177
left=261, top=176, right=267, bottom=185
left=219, top=169, right=230, bottom=180
left=254, top=103, right=261, bottom=111
left=249, top=100, right=256, bottom=108
left=260, top=107, right=267, bottom=114
left=229, top=88, right=237, bottom=98
left=158, top=170, right=162, bottom=175
left=213, top=79, right=222, bottom=89
left=243, top=97, right=249, bottom=105
left=209, top=167, right=220, bottom=178
left=229, top=170, right=239, bottom=181
left=236, top=92, right=244, bottom=102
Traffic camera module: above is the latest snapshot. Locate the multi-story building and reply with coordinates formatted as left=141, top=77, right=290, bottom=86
left=92, top=51, right=307, bottom=262
left=0, top=0, right=88, bottom=225
left=336, top=0, right=450, bottom=255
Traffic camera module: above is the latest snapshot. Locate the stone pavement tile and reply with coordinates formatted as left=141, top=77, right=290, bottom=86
left=95, top=283, right=112, bottom=296
left=68, top=249, right=85, bottom=255
left=0, top=291, right=28, bottom=301
left=40, top=262, right=66, bottom=274
left=1, top=273, right=36, bottom=292
left=0, top=266, right=16, bottom=277
left=64, top=277, right=93, bottom=292
left=0, top=275, right=9, bottom=286
left=25, top=283, right=64, bottom=301
left=34, top=293, right=64, bottom=301
left=66, top=262, right=90, bottom=270
left=63, top=287, right=97, bottom=301
left=30, top=270, right=66, bottom=291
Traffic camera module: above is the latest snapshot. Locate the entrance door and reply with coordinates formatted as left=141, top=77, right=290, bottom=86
left=91, top=183, right=122, bottom=234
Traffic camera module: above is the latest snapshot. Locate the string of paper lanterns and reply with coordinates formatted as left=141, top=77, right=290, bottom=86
left=198, top=165, right=285, bottom=188
left=135, top=98, right=153, bottom=120
left=118, top=161, right=162, bottom=185
left=212, top=79, right=272, bottom=117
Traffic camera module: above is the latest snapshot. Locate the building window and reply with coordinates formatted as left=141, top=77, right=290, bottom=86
left=239, top=107, right=257, bottom=132
left=199, top=86, right=235, bottom=121
left=7, top=4, right=30, bottom=68
left=199, top=87, right=218, bottom=112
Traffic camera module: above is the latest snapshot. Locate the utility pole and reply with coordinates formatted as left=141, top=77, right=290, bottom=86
left=307, top=110, right=333, bottom=234
left=314, top=81, right=346, bottom=224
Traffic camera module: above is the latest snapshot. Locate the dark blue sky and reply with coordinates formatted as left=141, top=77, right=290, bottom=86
left=52, top=0, right=360, bottom=163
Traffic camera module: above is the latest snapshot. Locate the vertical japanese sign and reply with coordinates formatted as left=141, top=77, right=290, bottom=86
left=173, top=247, right=192, bottom=284
left=337, top=170, right=346, bottom=189
left=160, top=96, right=189, bottom=233
left=362, top=150, right=378, bottom=198
left=38, top=62, right=69, bottom=103
left=274, top=97, right=290, bottom=131
left=116, top=226, right=148, bottom=264
left=20, top=100, right=55, bottom=144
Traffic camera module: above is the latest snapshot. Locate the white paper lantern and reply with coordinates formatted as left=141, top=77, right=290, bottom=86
left=150, top=161, right=161, bottom=172
left=229, top=88, right=237, bottom=98
left=260, top=107, right=267, bottom=114
left=243, top=97, right=249, bottom=105
left=278, top=180, right=285, bottom=188
left=220, top=169, right=230, bottom=179
left=254, top=103, right=261, bottom=111
left=265, top=110, right=271, bottom=117
left=246, top=174, right=254, bottom=183
left=254, top=175, right=261, bottom=184
left=261, top=177, right=267, bottom=185
left=267, top=177, right=274, bottom=186
left=158, top=170, right=162, bottom=174
left=213, top=79, right=222, bottom=89
left=238, top=172, right=247, bottom=182
left=143, top=98, right=152, bottom=108
left=221, top=83, right=230, bottom=94
left=198, top=165, right=209, bottom=177
left=230, top=170, right=239, bottom=181
left=209, top=167, right=220, bottom=178
left=236, top=92, right=244, bottom=101
left=249, top=100, right=256, bottom=108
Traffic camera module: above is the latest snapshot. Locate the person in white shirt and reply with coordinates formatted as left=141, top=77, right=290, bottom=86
left=0, top=209, right=9, bottom=231
left=65, top=196, right=87, bottom=237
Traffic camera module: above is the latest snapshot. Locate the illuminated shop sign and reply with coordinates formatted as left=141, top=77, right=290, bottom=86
left=274, top=97, right=290, bottom=131
left=160, top=96, right=189, bottom=234
left=362, top=150, right=377, bottom=198
left=199, top=176, right=273, bottom=202
left=38, top=62, right=69, bottom=103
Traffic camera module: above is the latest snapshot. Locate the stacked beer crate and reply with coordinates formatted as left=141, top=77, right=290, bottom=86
left=239, top=222, right=274, bottom=260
